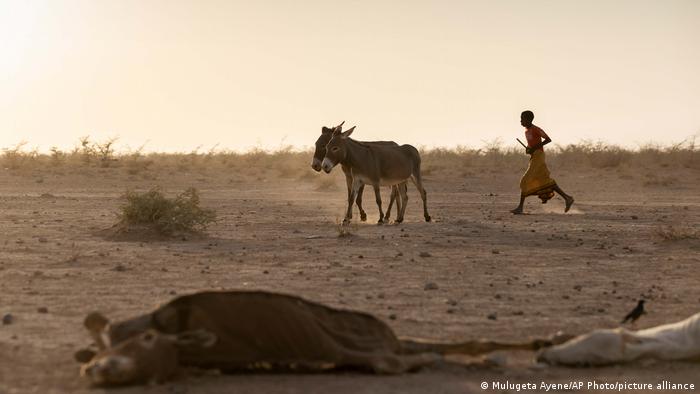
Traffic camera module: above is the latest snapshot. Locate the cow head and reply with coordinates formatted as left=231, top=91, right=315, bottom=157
left=311, top=121, right=344, bottom=172
left=321, top=125, right=356, bottom=173
left=78, top=312, right=216, bottom=386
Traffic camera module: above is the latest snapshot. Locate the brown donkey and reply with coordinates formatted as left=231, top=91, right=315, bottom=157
left=321, top=126, right=430, bottom=224
left=311, top=122, right=406, bottom=222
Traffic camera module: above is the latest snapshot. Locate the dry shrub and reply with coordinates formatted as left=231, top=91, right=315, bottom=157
left=1, top=142, right=38, bottom=169
left=656, top=225, right=699, bottom=241
left=644, top=175, right=677, bottom=187
left=422, top=142, right=521, bottom=175
left=117, top=188, right=216, bottom=235
left=76, top=136, right=118, bottom=167
left=49, top=146, right=66, bottom=166
left=555, top=141, right=630, bottom=169
left=1, top=136, right=698, bottom=175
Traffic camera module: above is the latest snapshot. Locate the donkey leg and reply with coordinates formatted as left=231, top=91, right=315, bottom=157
left=344, top=175, right=354, bottom=223
left=385, top=186, right=396, bottom=222
left=372, top=184, right=385, bottom=224
left=393, top=185, right=404, bottom=222
left=345, top=180, right=362, bottom=224
left=356, top=184, right=367, bottom=222
left=411, top=174, right=431, bottom=222
left=396, top=183, right=409, bottom=223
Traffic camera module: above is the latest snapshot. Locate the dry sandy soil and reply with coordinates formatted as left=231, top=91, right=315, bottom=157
left=1, top=156, right=699, bottom=393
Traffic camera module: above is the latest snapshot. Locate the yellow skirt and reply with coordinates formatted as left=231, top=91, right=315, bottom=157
left=520, top=150, right=557, bottom=203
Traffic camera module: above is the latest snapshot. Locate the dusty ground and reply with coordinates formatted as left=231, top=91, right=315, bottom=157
left=1, top=156, right=699, bottom=394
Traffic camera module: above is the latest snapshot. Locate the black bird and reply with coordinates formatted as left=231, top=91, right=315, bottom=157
left=621, top=300, right=645, bottom=324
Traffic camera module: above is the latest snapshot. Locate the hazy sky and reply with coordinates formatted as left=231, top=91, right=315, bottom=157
left=1, top=0, right=699, bottom=152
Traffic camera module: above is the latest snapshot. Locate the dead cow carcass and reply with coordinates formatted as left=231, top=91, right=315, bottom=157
left=537, top=311, right=700, bottom=366
left=79, top=291, right=559, bottom=386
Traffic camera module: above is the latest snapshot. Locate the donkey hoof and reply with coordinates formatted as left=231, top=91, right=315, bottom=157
left=394, top=219, right=403, bottom=224
left=343, top=218, right=351, bottom=225
left=377, top=219, right=384, bottom=225
left=425, top=215, right=432, bottom=222
left=360, top=213, right=367, bottom=222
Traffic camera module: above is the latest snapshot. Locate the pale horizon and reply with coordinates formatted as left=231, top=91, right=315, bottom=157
left=1, top=0, right=699, bottom=153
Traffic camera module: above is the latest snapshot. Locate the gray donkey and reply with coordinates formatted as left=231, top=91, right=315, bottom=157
left=321, top=126, right=430, bottom=224
left=311, top=122, right=406, bottom=223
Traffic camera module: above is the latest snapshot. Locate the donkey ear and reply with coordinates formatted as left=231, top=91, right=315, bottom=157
left=341, top=126, right=356, bottom=138
left=172, top=329, right=217, bottom=349
left=321, top=126, right=332, bottom=134
left=332, top=120, right=345, bottom=133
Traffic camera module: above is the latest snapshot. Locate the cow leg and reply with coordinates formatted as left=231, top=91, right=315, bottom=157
left=342, top=352, right=440, bottom=374
left=373, top=184, right=384, bottom=224
left=410, top=172, right=431, bottom=222
left=355, top=185, right=367, bottom=222
left=399, top=333, right=574, bottom=356
left=395, top=353, right=441, bottom=372
left=83, top=312, right=110, bottom=350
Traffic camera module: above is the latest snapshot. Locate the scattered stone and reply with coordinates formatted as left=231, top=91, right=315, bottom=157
left=487, top=313, right=497, bottom=320
left=446, top=299, right=458, bottom=306
left=424, top=282, right=439, bottom=291
left=419, top=252, right=432, bottom=258
left=631, top=215, right=638, bottom=220
left=37, top=307, right=48, bottom=314
left=3, top=313, right=13, bottom=325
left=484, top=352, right=507, bottom=366
left=38, top=237, right=48, bottom=243
left=113, top=264, right=127, bottom=272
left=446, top=308, right=456, bottom=314
left=388, top=314, right=397, bottom=320
left=491, top=249, right=500, bottom=254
